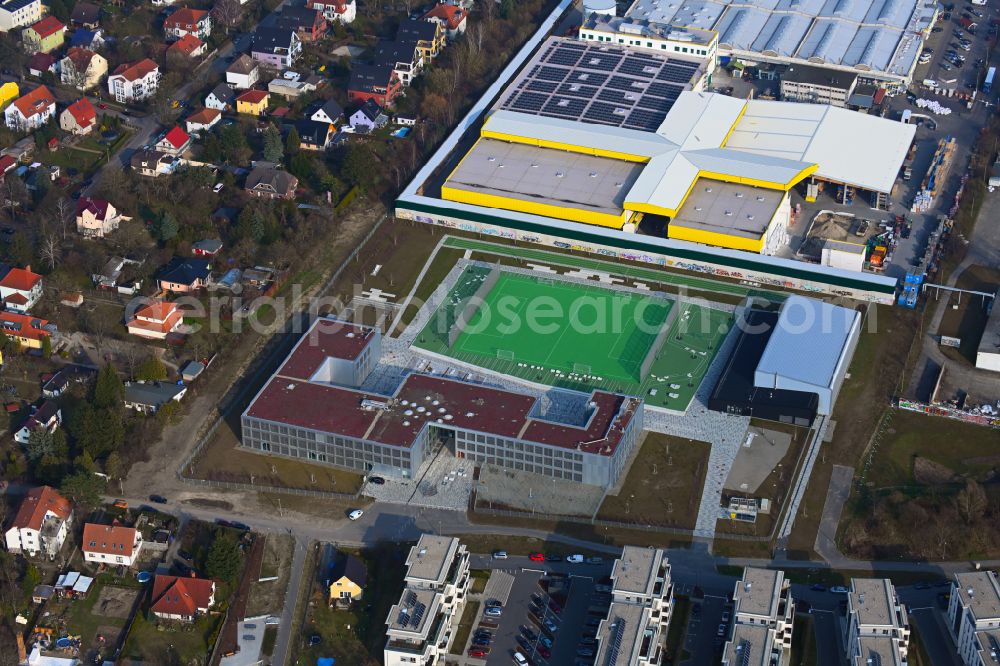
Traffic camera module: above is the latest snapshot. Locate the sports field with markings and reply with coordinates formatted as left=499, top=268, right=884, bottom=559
left=413, top=266, right=732, bottom=411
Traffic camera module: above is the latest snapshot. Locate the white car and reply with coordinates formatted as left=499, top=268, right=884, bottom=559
left=213, top=183, right=224, bottom=194
left=513, top=652, right=528, bottom=665
left=348, top=509, right=364, bottom=521
left=566, top=554, right=584, bottom=564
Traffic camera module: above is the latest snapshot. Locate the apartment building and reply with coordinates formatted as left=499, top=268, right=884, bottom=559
left=595, top=546, right=674, bottom=665
left=3, top=486, right=72, bottom=559
left=723, top=568, right=795, bottom=666
left=949, top=571, right=1000, bottom=666
left=844, top=578, right=910, bottom=666
left=383, top=534, right=470, bottom=666
left=107, top=59, right=160, bottom=103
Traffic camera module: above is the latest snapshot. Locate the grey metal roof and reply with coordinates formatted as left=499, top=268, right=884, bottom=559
left=755, top=295, right=859, bottom=389
left=125, top=381, right=186, bottom=407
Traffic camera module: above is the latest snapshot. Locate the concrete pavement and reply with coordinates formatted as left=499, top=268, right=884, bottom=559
left=270, top=535, right=308, bottom=666
left=813, top=465, right=856, bottom=566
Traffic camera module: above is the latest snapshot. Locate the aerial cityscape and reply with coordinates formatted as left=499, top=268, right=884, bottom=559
left=0, top=0, right=997, bottom=663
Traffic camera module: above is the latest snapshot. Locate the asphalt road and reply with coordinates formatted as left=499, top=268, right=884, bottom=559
left=811, top=609, right=846, bottom=666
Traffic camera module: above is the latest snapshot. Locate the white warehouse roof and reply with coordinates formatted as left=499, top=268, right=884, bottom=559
left=754, top=295, right=862, bottom=415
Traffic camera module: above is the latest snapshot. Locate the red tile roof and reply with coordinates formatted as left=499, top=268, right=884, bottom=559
left=111, top=58, right=158, bottom=82
left=28, top=52, right=55, bottom=73
left=64, top=47, right=98, bottom=72
left=0, top=155, right=15, bottom=174
left=0, top=267, right=42, bottom=292
left=151, top=575, right=215, bottom=617
left=186, top=107, right=220, bottom=125
left=0, top=311, right=50, bottom=340
left=236, top=89, right=268, bottom=104
left=169, top=33, right=204, bottom=56
left=82, top=523, right=137, bottom=557
left=164, top=7, right=208, bottom=29
left=162, top=126, right=190, bottom=150
left=5, top=293, right=27, bottom=306
left=65, top=98, right=96, bottom=129
left=12, top=86, right=55, bottom=120
left=422, top=3, right=466, bottom=30
left=30, top=15, right=66, bottom=39
left=76, top=196, right=109, bottom=220
left=9, top=486, right=71, bottom=532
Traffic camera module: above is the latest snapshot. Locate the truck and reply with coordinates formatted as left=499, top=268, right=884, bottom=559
left=985, top=66, right=996, bottom=94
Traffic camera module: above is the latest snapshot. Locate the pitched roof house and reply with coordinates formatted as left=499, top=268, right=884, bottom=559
left=308, top=98, right=343, bottom=125
left=347, top=63, right=400, bottom=107
left=273, top=5, right=325, bottom=42
left=126, top=300, right=183, bottom=339
left=157, top=256, right=210, bottom=292
left=192, top=238, right=223, bottom=256
left=26, top=51, right=55, bottom=77
left=245, top=164, right=298, bottom=199
left=4, top=486, right=72, bottom=559
left=163, top=6, right=210, bottom=40
left=422, top=3, right=467, bottom=39
left=60, top=47, right=108, bottom=90
left=225, top=53, right=259, bottom=89
left=70, top=1, right=101, bottom=28
left=328, top=552, right=367, bottom=605
left=4, top=85, right=55, bottom=130
left=82, top=523, right=142, bottom=567
left=168, top=33, right=206, bottom=58
left=155, top=126, right=192, bottom=155
left=151, top=575, right=216, bottom=621
left=107, top=59, right=160, bottom=103
left=13, top=400, right=60, bottom=445
left=22, top=15, right=66, bottom=53
left=295, top=119, right=332, bottom=151
left=0, top=266, right=43, bottom=312
left=349, top=99, right=387, bottom=132
left=236, top=89, right=269, bottom=115
left=124, top=381, right=187, bottom=414
left=76, top=196, right=130, bottom=238
left=0, top=311, right=52, bottom=349
left=205, top=82, right=235, bottom=110
left=185, top=107, right=220, bottom=134
left=59, top=97, right=97, bottom=135
left=130, top=149, right=180, bottom=177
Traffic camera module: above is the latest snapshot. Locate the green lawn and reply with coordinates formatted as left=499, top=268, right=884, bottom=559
left=664, top=595, right=690, bottom=663
left=790, top=615, right=818, bottom=666
left=450, top=600, right=480, bottom=656
left=865, top=410, right=1000, bottom=489
left=413, top=265, right=730, bottom=410
left=121, top=610, right=220, bottom=663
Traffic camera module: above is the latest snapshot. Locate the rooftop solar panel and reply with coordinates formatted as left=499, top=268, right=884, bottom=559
left=543, top=97, right=587, bottom=117
left=526, top=80, right=559, bottom=94
left=537, top=65, right=569, bottom=82
left=557, top=82, right=600, bottom=99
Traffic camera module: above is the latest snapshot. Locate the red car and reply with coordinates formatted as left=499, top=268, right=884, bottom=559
left=97, top=103, right=107, bottom=109
left=467, top=647, right=490, bottom=657
left=538, top=647, right=551, bottom=658
left=529, top=552, right=545, bottom=562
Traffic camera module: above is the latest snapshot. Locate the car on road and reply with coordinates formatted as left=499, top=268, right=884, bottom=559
left=369, top=476, right=386, bottom=485
left=231, top=521, right=250, bottom=531
left=830, top=586, right=849, bottom=594
left=98, top=102, right=108, bottom=109
left=485, top=606, right=503, bottom=617
left=113, top=499, right=129, bottom=509
left=348, top=509, right=364, bottom=521
left=810, top=584, right=827, bottom=592
left=493, top=550, right=508, bottom=559
left=566, top=554, right=584, bottom=564
left=586, top=557, right=603, bottom=564
left=149, top=495, right=167, bottom=504
left=529, top=552, right=545, bottom=562
left=546, top=554, right=563, bottom=562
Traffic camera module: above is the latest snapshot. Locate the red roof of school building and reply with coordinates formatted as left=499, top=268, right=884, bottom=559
left=29, top=15, right=66, bottom=38
left=65, top=98, right=96, bottom=129
left=9, top=486, right=71, bottom=532
left=422, top=3, right=466, bottom=30
left=0, top=267, right=42, bottom=292
left=151, top=575, right=215, bottom=617
left=245, top=318, right=640, bottom=455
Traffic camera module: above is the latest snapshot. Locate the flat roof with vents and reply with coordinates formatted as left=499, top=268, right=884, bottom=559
left=669, top=179, right=784, bottom=241
left=724, top=622, right=771, bottom=666
left=595, top=602, right=648, bottom=665
left=404, top=535, right=459, bottom=584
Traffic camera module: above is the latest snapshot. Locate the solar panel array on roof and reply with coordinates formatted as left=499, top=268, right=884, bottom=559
left=498, top=38, right=705, bottom=132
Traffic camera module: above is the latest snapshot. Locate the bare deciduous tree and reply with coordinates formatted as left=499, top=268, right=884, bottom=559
left=39, top=234, right=60, bottom=270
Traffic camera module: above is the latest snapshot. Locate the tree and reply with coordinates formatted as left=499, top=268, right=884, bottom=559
left=4, top=230, right=32, bottom=267
left=39, top=234, right=60, bottom=271
left=341, top=145, right=376, bottom=189
left=205, top=531, right=242, bottom=582
left=262, top=124, right=284, bottom=163
left=285, top=126, right=300, bottom=155
left=137, top=356, right=168, bottom=382
left=25, top=429, right=55, bottom=461
left=104, top=451, right=123, bottom=480
left=421, top=93, right=452, bottom=125
left=156, top=212, right=179, bottom=242
left=500, top=0, right=516, bottom=19
left=212, top=0, right=243, bottom=32
left=60, top=471, right=105, bottom=509
left=236, top=205, right=265, bottom=243
left=94, top=364, right=124, bottom=409
left=219, top=124, right=252, bottom=165
left=956, top=479, right=987, bottom=524
left=40, top=335, right=51, bottom=358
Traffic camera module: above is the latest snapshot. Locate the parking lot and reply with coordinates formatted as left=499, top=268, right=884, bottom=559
left=682, top=595, right=730, bottom=664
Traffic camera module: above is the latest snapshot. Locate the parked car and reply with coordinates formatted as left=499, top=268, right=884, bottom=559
left=529, top=552, right=545, bottom=562
left=538, top=646, right=551, bottom=658
left=586, top=557, right=603, bottom=565
left=113, top=499, right=129, bottom=509
left=546, top=554, right=563, bottom=562
left=721, top=611, right=730, bottom=623
left=484, top=606, right=503, bottom=617
left=514, top=652, right=528, bottom=666
left=348, top=509, right=364, bottom=521
left=810, top=584, right=827, bottom=592
left=567, top=554, right=584, bottom=564
left=468, top=647, right=489, bottom=657
left=493, top=550, right=508, bottom=559
left=149, top=495, right=168, bottom=504
left=369, top=476, right=386, bottom=485
left=521, top=626, right=538, bottom=642
left=577, top=647, right=595, bottom=657
left=472, top=636, right=491, bottom=647
left=544, top=619, right=558, bottom=634
left=178, top=549, right=193, bottom=561
left=830, top=586, right=850, bottom=594
left=717, top=623, right=727, bottom=637
left=540, top=635, right=553, bottom=648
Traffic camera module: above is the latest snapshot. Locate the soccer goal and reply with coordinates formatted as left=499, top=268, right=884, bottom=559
left=497, top=349, right=515, bottom=361
left=536, top=277, right=556, bottom=286
left=573, top=363, right=592, bottom=374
